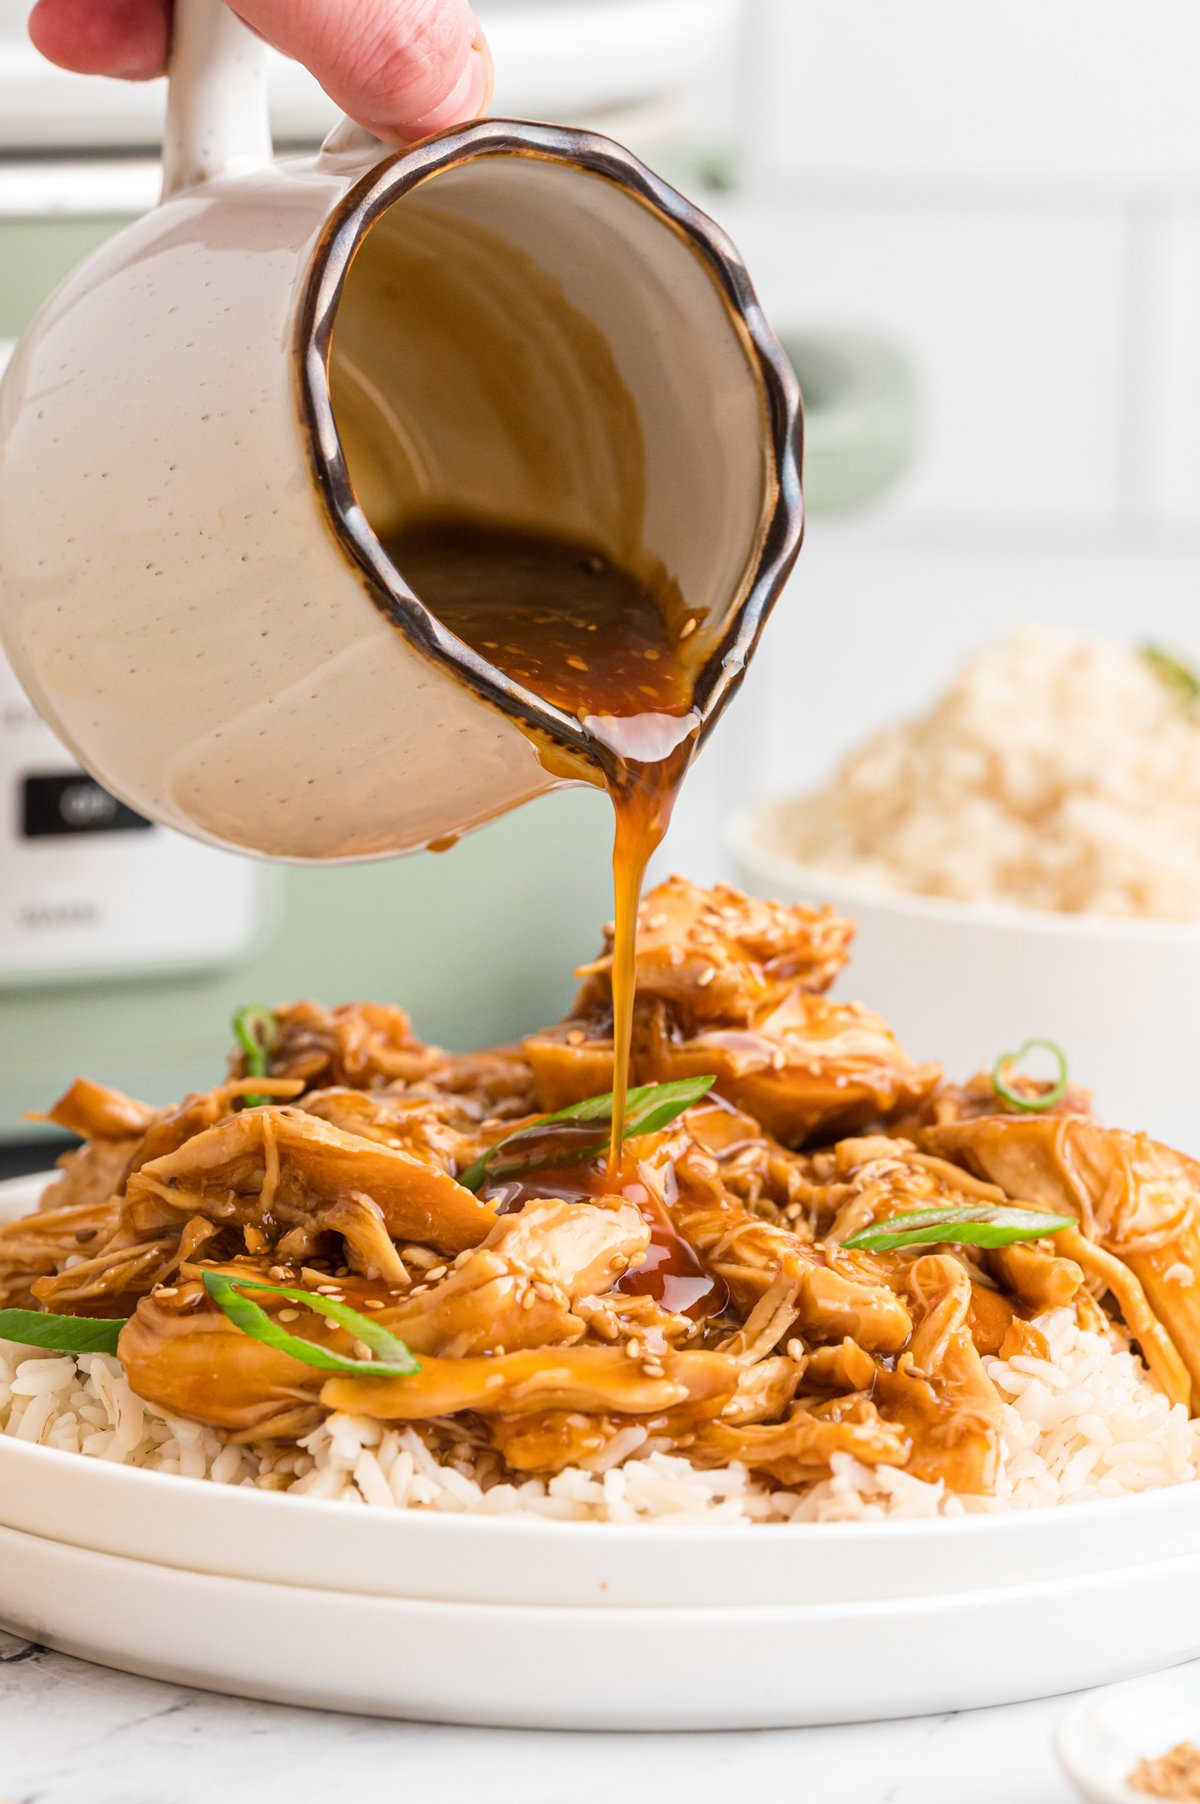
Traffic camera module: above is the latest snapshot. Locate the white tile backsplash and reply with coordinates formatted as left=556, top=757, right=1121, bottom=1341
left=746, top=0, right=1200, bottom=197
left=729, top=2, right=1200, bottom=536
left=716, top=193, right=1131, bottom=528
left=1125, top=206, right=1200, bottom=526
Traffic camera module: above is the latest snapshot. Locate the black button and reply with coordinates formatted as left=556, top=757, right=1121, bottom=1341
left=20, top=772, right=153, bottom=839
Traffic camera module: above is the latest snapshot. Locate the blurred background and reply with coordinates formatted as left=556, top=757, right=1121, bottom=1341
left=2, top=0, right=1198, bottom=1165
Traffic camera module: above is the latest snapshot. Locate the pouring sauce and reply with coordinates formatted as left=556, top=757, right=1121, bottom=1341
left=384, top=518, right=710, bottom=1169
left=481, top=1138, right=727, bottom=1321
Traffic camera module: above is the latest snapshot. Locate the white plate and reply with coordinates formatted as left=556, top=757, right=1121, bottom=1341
left=7, top=1177, right=1200, bottom=1613
left=1057, top=1669, right=1200, bottom=1803
left=4, top=1522, right=1200, bottom=1729
left=7, top=1173, right=1200, bottom=1723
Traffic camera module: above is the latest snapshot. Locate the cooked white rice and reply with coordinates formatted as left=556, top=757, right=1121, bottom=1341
left=3, top=1307, right=1196, bottom=1522
left=765, top=625, right=1200, bottom=920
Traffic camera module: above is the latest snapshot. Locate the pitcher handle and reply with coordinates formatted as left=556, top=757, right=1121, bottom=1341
left=162, top=0, right=272, bottom=201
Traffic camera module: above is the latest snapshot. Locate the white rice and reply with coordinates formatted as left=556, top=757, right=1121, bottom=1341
left=764, top=625, right=1200, bottom=920
left=3, top=1307, right=1197, bottom=1522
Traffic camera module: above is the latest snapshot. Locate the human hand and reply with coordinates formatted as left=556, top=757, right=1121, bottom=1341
left=28, top=0, right=494, bottom=145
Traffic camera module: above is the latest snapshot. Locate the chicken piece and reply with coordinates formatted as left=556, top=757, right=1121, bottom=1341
left=1055, top=1227, right=1192, bottom=1407
left=655, top=1142, right=913, bottom=1353
left=116, top=1200, right=652, bottom=1431
left=300, top=1087, right=480, bottom=1174
left=681, top=1096, right=818, bottom=1219
left=32, top=1078, right=161, bottom=1215
left=486, top=1411, right=641, bottom=1474
left=41, top=1076, right=158, bottom=1142
left=320, top=1344, right=740, bottom=1422
left=803, top=1337, right=877, bottom=1391
left=383, top=1198, right=649, bottom=1357
left=126, top=1105, right=496, bottom=1258
left=985, top=1242, right=1086, bottom=1314
left=122, top=1078, right=305, bottom=1180
left=489, top=1356, right=804, bottom=1476
left=246, top=1000, right=436, bottom=1091
left=37, top=1141, right=136, bottom=1217
left=0, top=1199, right=120, bottom=1308
left=31, top=1233, right=181, bottom=1315
left=925, top=1113, right=1200, bottom=1405
left=896, top=1069, right=1094, bottom=1136
left=525, top=878, right=939, bottom=1146
left=871, top=1254, right=1005, bottom=1494
left=576, top=876, right=854, bottom=1024
left=413, top=1047, right=540, bottom=1120
left=718, top=1355, right=802, bottom=1426
left=692, top=1395, right=910, bottom=1485
left=118, top=1272, right=327, bottom=1436
left=528, top=995, right=939, bottom=1149
left=965, top=1281, right=1019, bottom=1357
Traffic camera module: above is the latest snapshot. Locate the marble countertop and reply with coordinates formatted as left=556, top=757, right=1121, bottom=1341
left=0, top=1626, right=1119, bottom=1804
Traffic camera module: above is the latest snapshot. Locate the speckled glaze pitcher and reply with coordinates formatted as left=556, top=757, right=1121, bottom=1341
left=0, top=0, right=802, bottom=862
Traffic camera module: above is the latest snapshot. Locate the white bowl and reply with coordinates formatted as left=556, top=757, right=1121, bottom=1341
left=730, top=801, right=1200, bottom=1155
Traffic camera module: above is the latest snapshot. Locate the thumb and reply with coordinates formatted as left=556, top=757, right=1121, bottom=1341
left=231, top=0, right=493, bottom=144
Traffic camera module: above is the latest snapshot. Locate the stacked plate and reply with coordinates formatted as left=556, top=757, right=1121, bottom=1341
left=2, top=1173, right=1199, bottom=1728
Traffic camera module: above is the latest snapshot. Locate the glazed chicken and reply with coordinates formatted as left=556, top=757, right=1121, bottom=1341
left=3, top=876, right=1199, bottom=1504
left=524, top=877, right=941, bottom=1142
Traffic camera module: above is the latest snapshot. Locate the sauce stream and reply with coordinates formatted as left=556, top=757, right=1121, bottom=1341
left=386, top=519, right=706, bottom=1169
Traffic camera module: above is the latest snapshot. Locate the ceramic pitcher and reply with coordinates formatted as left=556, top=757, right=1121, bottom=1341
left=0, top=0, right=803, bottom=862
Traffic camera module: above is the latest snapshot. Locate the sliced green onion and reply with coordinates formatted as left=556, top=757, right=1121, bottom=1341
left=232, top=1005, right=278, bottom=1108
left=459, top=1075, right=716, bottom=1193
left=0, top=1308, right=126, bottom=1355
left=1143, top=643, right=1200, bottom=704
left=992, top=1038, right=1069, bottom=1113
left=201, top=1271, right=420, bottom=1377
left=842, top=1203, right=1075, bottom=1254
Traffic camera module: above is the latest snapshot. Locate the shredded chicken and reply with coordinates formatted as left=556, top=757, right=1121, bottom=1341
left=5, top=878, right=1200, bottom=1503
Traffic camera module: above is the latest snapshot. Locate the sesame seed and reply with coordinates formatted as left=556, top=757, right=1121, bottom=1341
left=155, top=1285, right=178, bottom=1298
left=427, top=1266, right=448, bottom=1283
left=697, top=967, right=716, bottom=987
left=679, top=618, right=698, bottom=640
left=362, top=1299, right=385, bottom=1311
left=521, top=1290, right=537, bottom=1311
left=269, top=1265, right=291, bottom=1282
left=786, top=1339, right=805, bottom=1362
left=625, top=1338, right=641, bottom=1359
left=278, top=1309, right=300, bottom=1323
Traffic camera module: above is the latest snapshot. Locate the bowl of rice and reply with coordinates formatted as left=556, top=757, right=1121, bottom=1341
left=730, top=624, right=1200, bottom=1153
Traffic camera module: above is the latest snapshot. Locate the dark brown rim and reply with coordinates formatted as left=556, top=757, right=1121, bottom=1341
left=296, top=118, right=804, bottom=784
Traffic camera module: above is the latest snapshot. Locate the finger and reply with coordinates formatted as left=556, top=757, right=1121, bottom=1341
left=28, top=0, right=170, bottom=80
left=230, top=0, right=493, bottom=144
